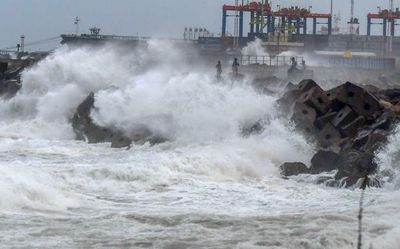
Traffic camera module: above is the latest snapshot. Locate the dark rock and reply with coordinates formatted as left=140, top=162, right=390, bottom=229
left=72, top=92, right=132, bottom=148
left=369, top=111, right=395, bottom=130
left=0, top=62, right=8, bottom=75
left=351, top=128, right=373, bottom=150
left=291, top=102, right=317, bottom=133
left=111, top=133, right=132, bottom=148
left=283, top=82, right=296, bottom=91
left=315, top=111, right=337, bottom=130
left=331, top=82, right=381, bottom=118
left=383, top=88, right=400, bottom=99
left=329, top=98, right=347, bottom=112
left=362, top=84, right=381, bottom=94
left=71, top=92, right=167, bottom=148
left=361, top=129, right=388, bottom=154
left=277, top=80, right=323, bottom=113
left=0, top=58, right=43, bottom=98
left=297, top=79, right=319, bottom=93
left=276, top=79, right=396, bottom=187
left=280, top=162, right=310, bottom=176
left=335, top=150, right=378, bottom=186
left=317, top=123, right=343, bottom=150
left=331, top=106, right=357, bottom=128
left=299, top=86, right=331, bottom=114
left=127, top=125, right=166, bottom=145
left=310, top=150, right=341, bottom=174
left=276, top=89, right=302, bottom=113
left=71, top=92, right=95, bottom=141
left=0, top=79, right=21, bottom=98
left=340, top=116, right=366, bottom=138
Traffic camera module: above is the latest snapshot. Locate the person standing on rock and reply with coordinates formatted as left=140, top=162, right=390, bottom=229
left=216, top=61, right=222, bottom=78
left=232, top=58, right=239, bottom=76
left=301, top=59, right=306, bottom=70
left=288, top=57, right=298, bottom=77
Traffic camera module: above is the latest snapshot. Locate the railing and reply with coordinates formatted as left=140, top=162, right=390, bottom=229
left=237, top=55, right=303, bottom=66
left=318, top=56, right=396, bottom=70
left=0, top=50, right=15, bottom=56
left=209, top=54, right=393, bottom=70
left=61, top=34, right=196, bottom=44
left=212, top=55, right=304, bottom=67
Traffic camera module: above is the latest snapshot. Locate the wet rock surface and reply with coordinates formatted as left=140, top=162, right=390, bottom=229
left=280, top=162, right=310, bottom=176
left=0, top=56, right=46, bottom=99
left=71, top=92, right=167, bottom=148
left=0, top=62, right=25, bottom=99
left=278, top=79, right=399, bottom=187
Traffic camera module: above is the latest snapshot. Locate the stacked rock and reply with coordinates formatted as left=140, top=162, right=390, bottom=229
left=278, top=79, right=399, bottom=187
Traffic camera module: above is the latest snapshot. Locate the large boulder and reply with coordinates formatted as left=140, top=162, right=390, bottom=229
left=335, top=150, right=378, bottom=187
left=280, top=162, right=310, bottom=176
left=71, top=92, right=132, bottom=148
left=71, top=92, right=167, bottom=148
left=310, top=150, right=341, bottom=174
left=0, top=79, right=21, bottom=99
left=328, top=82, right=381, bottom=119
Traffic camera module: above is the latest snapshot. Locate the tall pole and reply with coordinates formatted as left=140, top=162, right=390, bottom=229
left=330, top=0, right=333, bottom=17
left=277, top=5, right=281, bottom=55
left=234, top=0, right=239, bottom=48
left=389, top=0, right=394, bottom=52
left=350, top=0, right=354, bottom=34
left=261, top=0, right=264, bottom=36
left=74, top=16, right=80, bottom=36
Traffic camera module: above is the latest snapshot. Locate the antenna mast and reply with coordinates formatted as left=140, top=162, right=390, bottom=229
left=348, top=0, right=359, bottom=35
left=389, top=0, right=394, bottom=52
left=234, top=0, right=239, bottom=48
left=74, top=17, right=80, bottom=35
left=350, top=0, right=354, bottom=34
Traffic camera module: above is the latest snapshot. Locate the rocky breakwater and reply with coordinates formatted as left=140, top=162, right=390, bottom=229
left=0, top=54, right=47, bottom=98
left=71, top=92, right=167, bottom=148
left=278, top=79, right=400, bottom=187
left=0, top=61, right=25, bottom=98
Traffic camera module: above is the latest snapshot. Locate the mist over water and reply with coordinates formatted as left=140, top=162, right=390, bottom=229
left=0, top=40, right=399, bottom=248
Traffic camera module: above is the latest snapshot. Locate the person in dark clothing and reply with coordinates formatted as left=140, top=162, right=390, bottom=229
left=232, top=58, right=239, bottom=75
left=301, top=59, right=306, bottom=70
left=288, top=57, right=298, bottom=75
left=216, top=61, right=222, bottom=78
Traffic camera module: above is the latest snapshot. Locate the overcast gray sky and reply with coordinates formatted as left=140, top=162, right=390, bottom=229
left=0, top=0, right=394, bottom=51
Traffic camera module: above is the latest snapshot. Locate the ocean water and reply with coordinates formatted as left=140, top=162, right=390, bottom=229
left=0, top=41, right=399, bottom=249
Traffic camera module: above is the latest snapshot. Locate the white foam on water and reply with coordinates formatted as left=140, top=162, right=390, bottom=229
left=241, top=38, right=269, bottom=56
left=0, top=40, right=399, bottom=248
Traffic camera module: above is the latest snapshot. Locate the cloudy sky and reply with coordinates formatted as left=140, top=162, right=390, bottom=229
left=0, top=0, right=394, bottom=51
